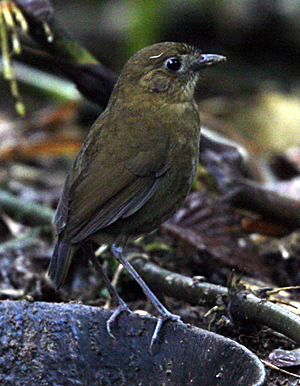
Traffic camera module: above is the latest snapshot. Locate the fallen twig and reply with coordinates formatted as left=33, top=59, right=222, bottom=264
left=132, top=257, right=300, bottom=345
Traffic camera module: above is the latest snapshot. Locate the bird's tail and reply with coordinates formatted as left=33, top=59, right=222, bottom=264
left=48, top=235, right=76, bottom=290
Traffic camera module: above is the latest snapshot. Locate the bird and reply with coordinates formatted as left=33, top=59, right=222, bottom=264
left=48, top=41, right=226, bottom=346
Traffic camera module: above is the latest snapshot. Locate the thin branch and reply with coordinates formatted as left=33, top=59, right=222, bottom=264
left=0, top=189, right=54, bottom=226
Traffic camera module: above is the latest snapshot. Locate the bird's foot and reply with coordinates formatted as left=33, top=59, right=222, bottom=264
left=106, top=303, right=132, bottom=339
left=111, top=244, right=183, bottom=350
left=150, top=311, right=183, bottom=352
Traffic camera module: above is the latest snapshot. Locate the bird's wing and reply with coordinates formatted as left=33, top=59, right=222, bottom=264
left=54, top=129, right=171, bottom=243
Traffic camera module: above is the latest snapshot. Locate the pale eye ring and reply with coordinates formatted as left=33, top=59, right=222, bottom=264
left=165, top=57, right=181, bottom=72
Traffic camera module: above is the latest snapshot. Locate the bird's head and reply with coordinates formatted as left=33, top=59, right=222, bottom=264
left=118, top=42, right=226, bottom=102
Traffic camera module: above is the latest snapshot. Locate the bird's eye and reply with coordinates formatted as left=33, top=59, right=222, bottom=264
left=165, top=58, right=181, bottom=72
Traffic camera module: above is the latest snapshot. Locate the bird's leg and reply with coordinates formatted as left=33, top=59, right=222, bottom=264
left=87, top=244, right=132, bottom=338
left=111, top=244, right=182, bottom=348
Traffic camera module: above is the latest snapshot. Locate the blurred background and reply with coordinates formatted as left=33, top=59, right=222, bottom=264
left=1, top=0, right=300, bottom=159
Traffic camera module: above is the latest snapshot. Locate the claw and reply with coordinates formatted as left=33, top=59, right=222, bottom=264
left=106, top=303, right=132, bottom=339
left=150, top=312, right=183, bottom=352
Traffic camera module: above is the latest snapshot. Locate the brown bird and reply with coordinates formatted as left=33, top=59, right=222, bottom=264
left=48, top=42, right=226, bottom=345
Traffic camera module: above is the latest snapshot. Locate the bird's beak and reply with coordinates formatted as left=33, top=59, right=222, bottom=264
left=195, top=54, right=226, bottom=70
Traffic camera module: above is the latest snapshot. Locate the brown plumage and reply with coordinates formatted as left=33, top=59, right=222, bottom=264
left=48, top=42, right=225, bottom=344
